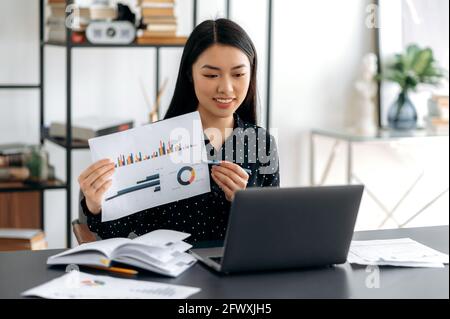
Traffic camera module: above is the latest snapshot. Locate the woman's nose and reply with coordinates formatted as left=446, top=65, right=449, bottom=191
left=217, top=76, right=234, bottom=95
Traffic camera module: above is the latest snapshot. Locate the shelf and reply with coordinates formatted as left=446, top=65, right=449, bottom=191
left=0, top=179, right=67, bottom=193
left=43, top=41, right=185, bottom=49
left=42, top=127, right=89, bottom=149
left=0, top=85, right=41, bottom=89
left=44, top=136, right=89, bottom=149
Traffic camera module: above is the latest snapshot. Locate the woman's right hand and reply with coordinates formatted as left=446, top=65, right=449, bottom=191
left=78, top=158, right=115, bottom=215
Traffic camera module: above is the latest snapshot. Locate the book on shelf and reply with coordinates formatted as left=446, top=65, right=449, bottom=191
left=139, top=0, right=175, bottom=5
left=89, top=5, right=118, bottom=20
left=48, top=3, right=91, bottom=20
left=139, top=0, right=180, bottom=40
left=141, top=2, right=175, bottom=9
left=0, top=144, right=56, bottom=183
left=0, top=229, right=48, bottom=251
left=136, top=35, right=187, bottom=45
left=47, top=3, right=116, bottom=21
left=424, top=116, right=449, bottom=133
left=137, top=30, right=177, bottom=38
left=145, top=23, right=177, bottom=32
left=142, top=7, right=174, bottom=17
left=426, top=94, right=449, bottom=133
left=0, top=151, right=30, bottom=167
left=47, top=229, right=197, bottom=277
left=431, top=94, right=449, bottom=107
left=0, top=164, right=56, bottom=183
left=0, top=143, right=29, bottom=156
left=142, top=16, right=177, bottom=25
left=47, top=25, right=67, bottom=42
left=47, top=28, right=86, bottom=43
left=0, top=167, right=30, bottom=182
left=46, top=2, right=117, bottom=43
left=48, top=116, right=134, bottom=141
left=46, top=16, right=66, bottom=26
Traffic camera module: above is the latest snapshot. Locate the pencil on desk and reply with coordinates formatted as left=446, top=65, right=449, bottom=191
left=88, top=265, right=138, bottom=276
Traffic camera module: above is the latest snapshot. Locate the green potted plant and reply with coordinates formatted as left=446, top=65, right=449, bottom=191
left=378, top=44, right=447, bottom=130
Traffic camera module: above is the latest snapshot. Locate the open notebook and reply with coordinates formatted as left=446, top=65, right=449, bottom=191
left=47, top=230, right=196, bottom=277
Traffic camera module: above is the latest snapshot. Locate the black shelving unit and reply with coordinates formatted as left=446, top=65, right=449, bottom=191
left=2, top=0, right=273, bottom=248
left=0, top=1, right=66, bottom=235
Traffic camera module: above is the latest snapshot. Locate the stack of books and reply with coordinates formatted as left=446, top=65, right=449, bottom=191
left=0, top=229, right=48, bottom=251
left=0, top=144, right=55, bottom=183
left=137, top=0, right=187, bottom=45
left=424, top=94, right=449, bottom=133
left=46, top=0, right=117, bottom=43
left=48, top=116, right=134, bottom=142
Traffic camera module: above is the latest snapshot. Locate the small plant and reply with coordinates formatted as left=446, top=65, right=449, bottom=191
left=378, top=44, right=446, bottom=94
left=377, top=44, right=447, bottom=129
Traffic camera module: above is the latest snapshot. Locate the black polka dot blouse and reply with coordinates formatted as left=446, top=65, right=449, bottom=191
left=82, top=113, right=280, bottom=244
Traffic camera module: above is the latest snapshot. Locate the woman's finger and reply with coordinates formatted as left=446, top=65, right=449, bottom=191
left=212, top=173, right=234, bottom=200
left=78, top=158, right=112, bottom=182
left=83, top=164, right=115, bottom=187
left=96, top=179, right=113, bottom=195
left=212, top=169, right=240, bottom=193
left=219, top=161, right=249, bottom=180
left=212, top=165, right=247, bottom=188
left=91, top=169, right=115, bottom=191
left=80, top=167, right=114, bottom=198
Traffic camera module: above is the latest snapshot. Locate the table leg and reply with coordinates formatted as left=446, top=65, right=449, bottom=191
left=400, top=188, right=449, bottom=228
left=347, top=141, right=353, bottom=185
left=310, top=132, right=315, bottom=186
left=378, top=171, right=425, bottom=228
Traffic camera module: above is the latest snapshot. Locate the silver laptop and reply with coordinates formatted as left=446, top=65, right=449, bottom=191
left=190, top=185, right=364, bottom=274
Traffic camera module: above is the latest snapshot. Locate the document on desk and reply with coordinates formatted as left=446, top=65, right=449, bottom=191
left=347, top=238, right=449, bottom=268
left=89, top=111, right=211, bottom=222
left=22, top=271, right=201, bottom=299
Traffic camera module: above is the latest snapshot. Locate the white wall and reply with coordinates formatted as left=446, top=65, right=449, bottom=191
left=1, top=0, right=448, bottom=248
left=272, top=0, right=376, bottom=187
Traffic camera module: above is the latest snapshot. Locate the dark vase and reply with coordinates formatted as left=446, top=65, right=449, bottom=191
left=387, top=92, right=417, bottom=130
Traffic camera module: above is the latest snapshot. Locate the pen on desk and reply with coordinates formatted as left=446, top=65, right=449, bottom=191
left=88, top=265, right=139, bottom=276
left=204, top=160, right=252, bottom=175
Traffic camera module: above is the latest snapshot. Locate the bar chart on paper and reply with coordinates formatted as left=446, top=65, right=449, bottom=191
left=88, top=112, right=211, bottom=222
left=105, top=173, right=161, bottom=202
left=114, top=139, right=195, bottom=168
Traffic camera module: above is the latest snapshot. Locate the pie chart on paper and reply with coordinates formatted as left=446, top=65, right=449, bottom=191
left=177, top=166, right=196, bottom=186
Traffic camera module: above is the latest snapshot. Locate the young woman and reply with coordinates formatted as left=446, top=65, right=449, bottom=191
left=78, top=19, right=280, bottom=243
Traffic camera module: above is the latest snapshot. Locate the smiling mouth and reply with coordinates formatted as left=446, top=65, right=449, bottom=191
left=213, top=97, right=235, bottom=104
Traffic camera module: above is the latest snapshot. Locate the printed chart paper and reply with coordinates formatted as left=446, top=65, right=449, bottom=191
left=22, top=271, right=201, bottom=299
left=88, top=111, right=211, bottom=222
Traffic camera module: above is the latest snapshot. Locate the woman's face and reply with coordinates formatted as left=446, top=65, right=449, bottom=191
left=192, top=44, right=251, bottom=119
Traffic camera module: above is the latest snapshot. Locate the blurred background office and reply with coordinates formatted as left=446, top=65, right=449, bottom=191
left=0, top=0, right=448, bottom=249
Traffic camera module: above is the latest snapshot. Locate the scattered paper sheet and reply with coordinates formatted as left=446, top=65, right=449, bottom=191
left=22, top=271, right=201, bottom=299
left=89, top=111, right=211, bottom=222
left=348, top=238, right=449, bottom=268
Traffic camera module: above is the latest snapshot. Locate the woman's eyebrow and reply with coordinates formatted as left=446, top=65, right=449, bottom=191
left=201, top=64, right=248, bottom=71
left=201, top=65, right=221, bottom=70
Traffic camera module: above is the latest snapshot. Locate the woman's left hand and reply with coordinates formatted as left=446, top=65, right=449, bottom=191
left=211, top=161, right=249, bottom=202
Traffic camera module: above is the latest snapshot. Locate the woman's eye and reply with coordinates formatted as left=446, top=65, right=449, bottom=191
left=234, top=73, right=246, bottom=78
left=204, top=74, right=218, bottom=78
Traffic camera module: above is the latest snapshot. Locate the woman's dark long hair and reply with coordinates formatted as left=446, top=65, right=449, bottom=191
left=164, top=19, right=258, bottom=125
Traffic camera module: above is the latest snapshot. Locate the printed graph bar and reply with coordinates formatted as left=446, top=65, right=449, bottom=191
left=106, top=179, right=160, bottom=201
